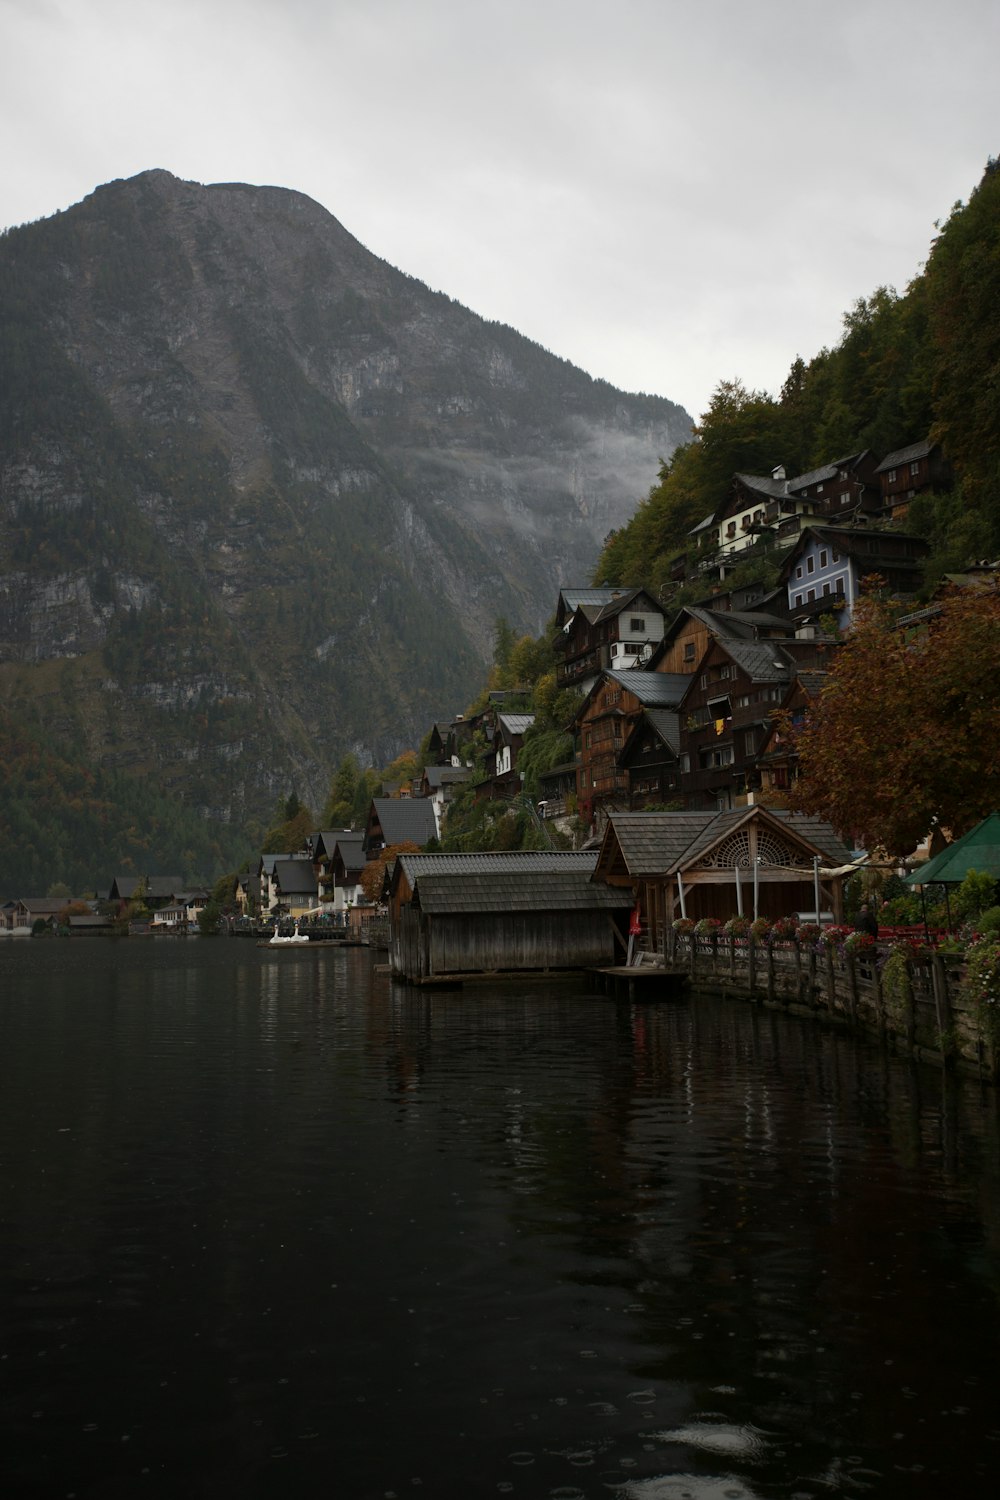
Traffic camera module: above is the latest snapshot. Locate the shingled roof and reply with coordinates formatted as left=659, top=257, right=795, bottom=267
left=393, top=851, right=632, bottom=914
left=595, top=808, right=853, bottom=880
left=369, top=797, right=438, bottom=849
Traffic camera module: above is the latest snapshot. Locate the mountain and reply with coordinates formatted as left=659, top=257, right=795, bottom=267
left=0, top=170, right=691, bottom=876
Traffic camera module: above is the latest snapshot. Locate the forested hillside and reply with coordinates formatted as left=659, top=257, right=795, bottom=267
left=595, top=159, right=1000, bottom=595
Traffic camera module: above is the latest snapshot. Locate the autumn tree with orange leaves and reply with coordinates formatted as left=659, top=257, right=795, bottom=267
left=784, top=579, right=1000, bottom=856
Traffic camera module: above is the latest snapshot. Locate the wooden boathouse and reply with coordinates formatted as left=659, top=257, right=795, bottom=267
left=388, top=851, right=634, bottom=984
left=592, top=806, right=855, bottom=953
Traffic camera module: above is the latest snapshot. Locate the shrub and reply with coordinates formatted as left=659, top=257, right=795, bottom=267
left=844, top=931, right=876, bottom=953
left=819, top=924, right=853, bottom=947
left=724, top=915, right=750, bottom=936
left=962, top=938, right=1000, bottom=1050
left=770, top=915, right=799, bottom=941
left=672, top=918, right=695, bottom=934
left=750, top=917, right=771, bottom=941
left=695, top=917, right=722, bottom=936
left=796, top=922, right=821, bottom=943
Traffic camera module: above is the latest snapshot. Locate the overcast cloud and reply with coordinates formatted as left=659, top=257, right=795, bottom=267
left=2, top=0, right=997, bottom=422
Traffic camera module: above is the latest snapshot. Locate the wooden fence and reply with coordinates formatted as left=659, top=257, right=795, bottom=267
left=664, top=929, right=996, bottom=1083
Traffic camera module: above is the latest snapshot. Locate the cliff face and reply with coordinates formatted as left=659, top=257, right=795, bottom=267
left=0, top=169, right=691, bottom=831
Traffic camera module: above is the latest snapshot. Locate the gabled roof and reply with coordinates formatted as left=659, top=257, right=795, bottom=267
left=273, top=859, right=319, bottom=895
left=392, top=851, right=631, bottom=914
left=589, top=587, right=660, bottom=625
left=555, top=587, right=626, bottom=626
left=903, top=812, right=1000, bottom=886
left=604, top=667, right=689, bottom=706
left=875, top=439, right=935, bottom=473
left=369, top=797, right=437, bottom=848
left=422, top=765, right=473, bottom=789
left=594, top=807, right=853, bottom=881
left=496, top=713, right=534, bottom=738
left=618, top=709, right=681, bottom=765
left=732, top=473, right=792, bottom=501
left=776, top=525, right=928, bottom=580
left=719, top=640, right=796, bottom=684
left=788, top=451, right=872, bottom=491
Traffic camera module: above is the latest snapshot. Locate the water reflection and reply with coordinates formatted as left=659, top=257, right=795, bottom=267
left=1, top=940, right=999, bottom=1497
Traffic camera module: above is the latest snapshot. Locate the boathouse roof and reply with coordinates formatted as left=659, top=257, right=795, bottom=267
left=392, top=851, right=632, bottom=914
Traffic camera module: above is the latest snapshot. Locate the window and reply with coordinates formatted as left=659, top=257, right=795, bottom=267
left=744, top=729, right=757, bottom=756
left=629, top=617, right=645, bottom=632
left=680, top=753, right=690, bottom=773
left=816, top=483, right=824, bottom=493
left=910, top=460, right=920, bottom=475
left=794, top=593, right=802, bottom=606
left=820, top=549, right=828, bottom=567
left=832, top=550, right=840, bottom=563
left=806, top=556, right=815, bottom=573
left=823, top=581, right=831, bottom=596
left=887, top=468, right=897, bottom=483
left=841, top=491, right=850, bottom=505
left=807, top=588, right=815, bottom=602
left=683, top=641, right=695, bottom=661
left=795, top=565, right=803, bottom=579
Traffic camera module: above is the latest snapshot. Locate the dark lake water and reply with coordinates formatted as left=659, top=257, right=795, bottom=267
left=2, top=938, right=999, bottom=1499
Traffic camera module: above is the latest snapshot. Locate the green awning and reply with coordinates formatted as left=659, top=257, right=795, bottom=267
left=903, top=812, right=1000, bottom=886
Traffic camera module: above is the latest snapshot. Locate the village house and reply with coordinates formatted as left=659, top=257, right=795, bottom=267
left=107, top=875, right=186, bottom=910
left=473, top=713, right=535, bottom=802
left=874, top=439, right=951, bottom=522
left=676, top=636, right=833, bottom=812
left=571, top=668, right=688, bottom=828
left=553, top=587, right=665, bottom=694
left=754, top=672, right=830, bottom=800
left=364, top=796, right=437, bottom=858
left=591, top=805, right=854, bottom=951
left=778, top=525, right=929, bottom=630
left=785, top=450, right=882, bottom=523
left=690, top=468, right=818, bottom=582
left=616, top=710, right=682, bottom=810
left=420, top=764, right=473, bottom=835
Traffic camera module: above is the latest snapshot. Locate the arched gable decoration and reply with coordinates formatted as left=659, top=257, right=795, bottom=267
left=698, top=824, right=797, bottom=870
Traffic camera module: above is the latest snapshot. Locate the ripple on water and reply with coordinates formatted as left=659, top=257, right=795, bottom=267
left=653, top=1423, right=771, bottom=1462
left=619, top=1477, right=761, bottom=1500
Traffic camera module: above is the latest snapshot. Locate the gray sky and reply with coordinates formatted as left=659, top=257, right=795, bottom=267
left=2, top=0, right=997, bottom=422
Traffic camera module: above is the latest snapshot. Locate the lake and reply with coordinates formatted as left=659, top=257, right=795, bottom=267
left=1, top=937, right=999, bottom=1498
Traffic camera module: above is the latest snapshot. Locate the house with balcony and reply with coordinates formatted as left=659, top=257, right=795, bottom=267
left=553, top=587, right=665, bottom=694
left=676, top=637, right=833, bottom=812
left=689, top=469, right=820, bottom=583
left=617, top=710, right=682, bottom=810
left=778, top=525, right=929, bottom=630
left=570, top=667, right=688, bottom=829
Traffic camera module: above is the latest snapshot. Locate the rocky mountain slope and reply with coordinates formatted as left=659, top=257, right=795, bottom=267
left=0, top=169, right=690, bottom=848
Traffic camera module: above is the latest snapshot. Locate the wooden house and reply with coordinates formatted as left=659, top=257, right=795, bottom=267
left=875, top=440, right=951, bottom=522
left=648, top=602, right=795, bottom=676
left=786, top=450, right=882, bottom=523
left=365, top=796, right=437, bottom=857
left=553, top=587, right=665, bottom=693
left=592, top=806, right=854, bottom=950
left=755, top=672, right=830, bottom=799
left=571, top=667, right=688, bottom=828
left=677, top=637, right=831, bottom=811
left=617, top=710, right=682, bottom=810
left=388, top=851, right=634, bottom=983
